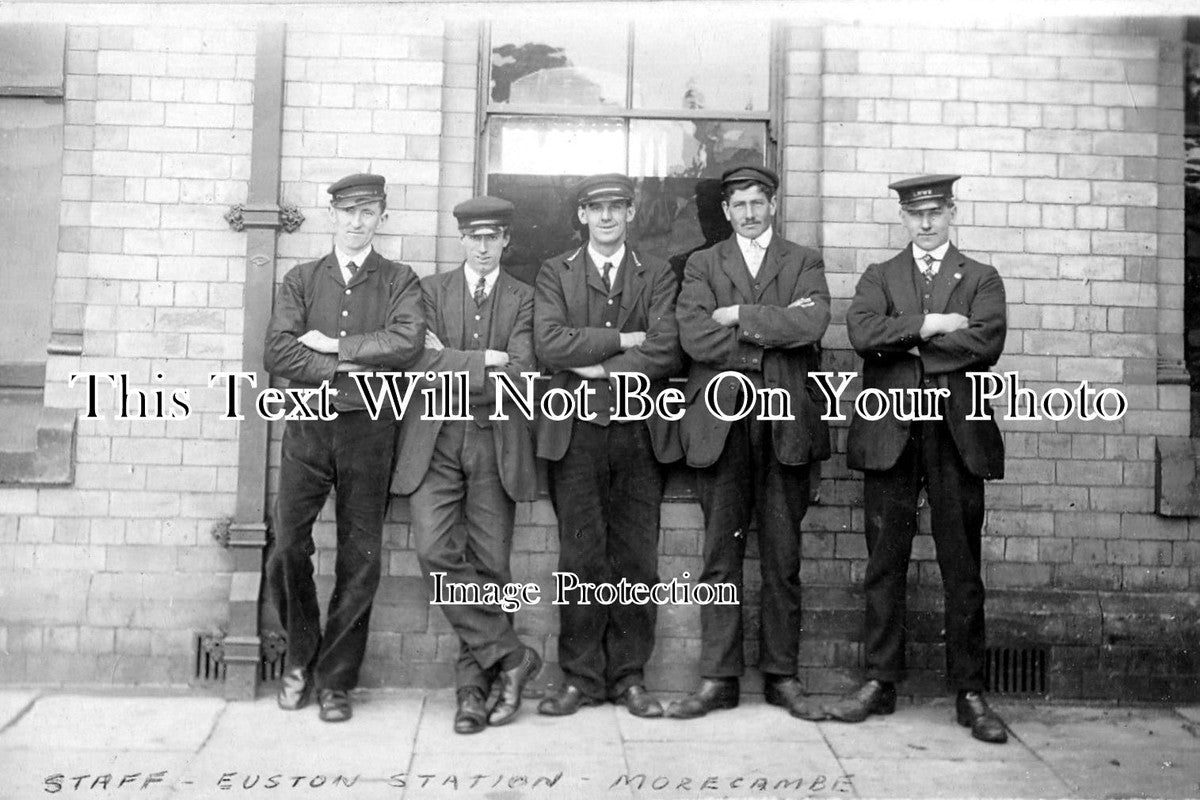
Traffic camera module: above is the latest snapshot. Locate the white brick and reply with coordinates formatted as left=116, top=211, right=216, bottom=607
left=1092, top=181, right=1157, bottom=206
left=371, top=110, right=441, bottom=136
left=165, top=103, right=234, bottom=128
left=1025, top=179, right=1090, bottom=204
left=822, top=74, right=888, bottom=98
left=97, top=50, right=167, bottom=76
left=958, top=126, right=1024, bottom=151
left=162, top=153, right=231, bottom=180
left=167, top=53, right=237, bottom=80
left=127, top=127, right=198, bottom=152
left=1093, top=82, right=1157, bottom=108
left=89, top=201, right=161, bottom=228
left=94, top=100, right=164, bottom=126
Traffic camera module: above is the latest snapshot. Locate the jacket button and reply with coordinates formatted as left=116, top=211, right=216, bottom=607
left=605, top=322, right=612, bottom=327
left=339, top=331, right=346, bottom=337
left=341, top=310, right=348, bottom=317
left=344, top=289, right=351, bottom=295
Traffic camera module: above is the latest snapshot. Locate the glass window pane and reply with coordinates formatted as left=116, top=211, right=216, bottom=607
left=490, top=21, right=628, bottom=107
left=631, top=20, right=769, bottom=112
left=486, top=116, right=626, bottom=282
left=629, top=119, right=767, bottom=268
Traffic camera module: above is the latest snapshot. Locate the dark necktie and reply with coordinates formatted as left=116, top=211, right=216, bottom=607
left=602, top=262, right=613, bottom=293
left=473, top=274, right=487, bottom=306
left=921, top=253, right=936, bottom=285
left=346, top=261, right=359, bottom=279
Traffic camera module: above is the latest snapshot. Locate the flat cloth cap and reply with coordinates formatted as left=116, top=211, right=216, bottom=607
left=453, top=196, right=514, bottom=235
left=575, top=173, right=635, bottom=205
left=889, top=174, right=960, bottom=208
left=721, top=165, right=779, bottom=192
left=328, top=173, right=386, bottom=208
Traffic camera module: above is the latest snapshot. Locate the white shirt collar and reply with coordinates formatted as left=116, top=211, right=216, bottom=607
left=334, top=244, right=372, bottom=270
left=734, top=226, right=772, bottom=255
left=912, top=241, right=950, bottom=264
left=463, top=263, right=500, bottom=298
left=587, top=243, right=625, bottom=279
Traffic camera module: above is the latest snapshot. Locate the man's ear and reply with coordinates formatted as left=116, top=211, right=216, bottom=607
left=626, top=203, right=636, bottom=221
left=576, top=206, right=588, bottom=226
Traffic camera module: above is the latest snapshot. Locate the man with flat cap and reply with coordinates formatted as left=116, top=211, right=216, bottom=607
left=534, top=173, right=682, bottom=718
left=264, top=173, right=424, bottom=723
left=392, top=196, right=541, bottom=734
left=830, top=174, right=1009, bottom=744
left=671, top=165, right=830, bottom=722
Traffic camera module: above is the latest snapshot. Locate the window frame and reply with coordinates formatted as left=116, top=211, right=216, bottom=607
left=475, top=20, right=786, bottom=235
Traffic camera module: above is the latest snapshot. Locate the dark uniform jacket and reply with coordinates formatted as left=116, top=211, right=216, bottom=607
left=264, top=249, right=424, bottom=411
left=845, top=243, right=1006, bottom=479
left=391, top=268, right=538, bottom=502
left=676, top=234, right=831, bottom=469
left=533, top=245, right=683, bottom=464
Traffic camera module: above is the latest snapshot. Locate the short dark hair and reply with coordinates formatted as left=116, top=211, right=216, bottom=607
left=722, top=179, right=776, bottom=203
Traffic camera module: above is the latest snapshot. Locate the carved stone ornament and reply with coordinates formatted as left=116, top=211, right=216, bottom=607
left=224, top=203, right=305, bottom=233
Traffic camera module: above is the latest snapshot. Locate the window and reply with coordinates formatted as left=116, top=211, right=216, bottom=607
left=483, top=19, right=776, bottom=277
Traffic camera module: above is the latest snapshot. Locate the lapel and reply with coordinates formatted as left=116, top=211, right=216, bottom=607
left=927, top=244, right=966, bottom=315
left=319, top=252, right=343, bottom=289
left=717, top=237, right=755, bottom=304
left=346, top=248, right=380, bottom=289
left=754, top=234, right=784, bottom=301
left=441, top=267, right=467, bottom=349
left=491, top=271, right=519, bottom=343
left=561, top=247, right=590, bottom=324
left=883, top=248, right=921, bottom=316
left=617, top=249, right=647, bottom=329
left=584, top=249, right=611, bottom=297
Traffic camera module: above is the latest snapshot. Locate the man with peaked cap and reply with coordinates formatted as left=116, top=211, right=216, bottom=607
left=391, top=196, right=541, bottom=734
left=264, top=172, right=424, bottom=723
left=670, top=165, right=830, bottom=722
left=831, top=174, right=1009, bottom=744
left=533, top=173, right=682, bottom=718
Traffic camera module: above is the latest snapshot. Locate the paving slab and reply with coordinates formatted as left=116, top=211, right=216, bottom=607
left=619, top=741, right=850, bottom=800
left=0, top=694, right=224, bottom=752
left=1176, top=705, right=1200, bottom=725
left=615, top=701, right=827, bottom=743
left=402, top=750, right=633, bottom=800
left=0, top=689, right=39, bottom=730
left=840, top=757, right=1071, bottom=799
left=3, top=747, right=196, bottom=800
left=1005, top=704, right=1200, bottom=800
left=819, top=701, right=1030, bottom=761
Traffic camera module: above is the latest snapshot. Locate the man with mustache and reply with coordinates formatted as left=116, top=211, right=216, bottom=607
left=534, top=173, right=682, bottom=718
left=830, top=175, right=1009, bottom=744
left=671, top=165, right=830, bottom=721
left=392, top=196, right=541, bottom=734
left=264, top=173, right=424, bottom=723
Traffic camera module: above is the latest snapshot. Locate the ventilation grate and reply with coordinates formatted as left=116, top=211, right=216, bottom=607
left=985, top=646, right=1047, bottom=695
left=194, top=633, right=227, bottom=682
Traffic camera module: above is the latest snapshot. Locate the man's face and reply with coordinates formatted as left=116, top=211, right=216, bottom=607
left=722, top=185, right=776, bottom=240
left=330, top=201, right=385, bottom=253
left=900, top=201, right=955, bottom=251
left=461, top=230, right=509, bottom=274
left=577, top=199, right=634, bottom=248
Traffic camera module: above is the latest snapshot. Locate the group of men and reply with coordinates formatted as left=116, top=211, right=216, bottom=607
left=262, top=166, right=1010, bottom=746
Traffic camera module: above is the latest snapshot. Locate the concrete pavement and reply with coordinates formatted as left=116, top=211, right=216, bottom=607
left=0, top=688, right=1197, bottom=799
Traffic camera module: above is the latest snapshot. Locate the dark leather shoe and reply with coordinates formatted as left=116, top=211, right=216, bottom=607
left=276, top=667, right=312, bottom=711
left=956, top=691, right=1008, bottom=744
left=763, top=675, right=827, bottom=721
left=454, top=687, right=488, bottom=734
left=317, top=689, right=352, bottom=723
left=488, top=646, right=542, bottom=726
left=537, top=684, right=600, bottom=716
left=826, top=680, right=896, bottom=723
left=615, top=685, right=663, bottom=718
left=666, top=678, right=739, bottom=719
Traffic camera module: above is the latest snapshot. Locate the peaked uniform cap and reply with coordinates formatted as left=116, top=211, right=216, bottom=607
left=327, top=173, right=387, bottom=208
left=720, top=165, right=779, bottom=192
left=889, top=174, right=960, bottom=207
left=453, top=196, right=514, bottom=235
left=575, top=173, right=635, bottom=205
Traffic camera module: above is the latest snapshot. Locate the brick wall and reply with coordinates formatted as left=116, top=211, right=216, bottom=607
left=1, top=12, right=1196, bottom=699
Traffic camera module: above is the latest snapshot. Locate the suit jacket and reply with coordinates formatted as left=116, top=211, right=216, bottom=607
left=676, top=233, right=831, bottom=469
left=845, top=243, right=1006, bottom=480
left=533, top=245, right=683, bottom=463
left=264, top=249, right=424, bottom=411
left=391, top=268, right=537, bottom=502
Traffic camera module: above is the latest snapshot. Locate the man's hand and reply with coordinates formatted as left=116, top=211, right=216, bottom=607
left=484, top=350, right=509, bottom=368
left=298, top=330, right=339, bottom=354
left=920, top=312, right=970, bottom=340
left=569, top=364, right=606, bottom=379
left=712, top=306, right=739, bottom=327
left=424, top=331, right=444, bottom=352
left=619, top=331, right=646, bottom=350
left=788, top=296, right=816, bottom=309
